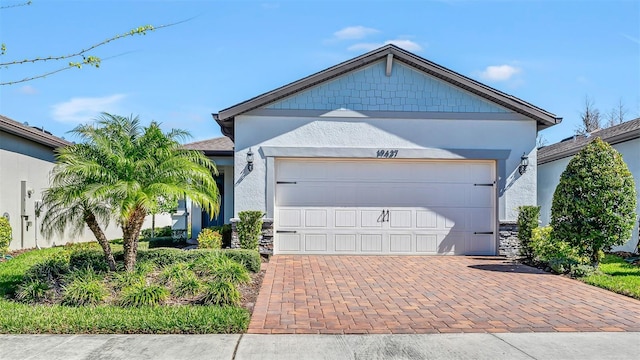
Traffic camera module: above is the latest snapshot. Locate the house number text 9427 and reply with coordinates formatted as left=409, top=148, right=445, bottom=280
left=377, top=149, right=398, bottom=158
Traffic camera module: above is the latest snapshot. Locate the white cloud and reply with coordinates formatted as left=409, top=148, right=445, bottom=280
left=621, top=33, right=640, bottom=44
left=17, top=85, right=38, bottom=95
left=478, top=65, right=521, bottom=82
left=334, top=26, right=379, bottom=40
left=51, top=94, right=126, bottom=124
left=348, top=39, right=423, bottom=52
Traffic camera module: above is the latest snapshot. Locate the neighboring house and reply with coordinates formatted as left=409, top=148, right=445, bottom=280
left=208, top=44, right=561, bottom=256
left=0, top=114, right=171, bottom=250
left=538, top=118, right=640, bottom=252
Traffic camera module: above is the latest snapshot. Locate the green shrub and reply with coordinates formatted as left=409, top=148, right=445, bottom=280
left=530, top=226, right=589, bottom=274
left=148, top=236, right=186, bottom=249
left=63, top=267, right=104, bottom=284
left=207, top=224, right=232, bottom=248
left=173, top=271, right=202, bottom=297
left=210, top=257, right=251, bottom=285
left=551, top=138, right=637, bottom=266
left=517, top=206, right=540, bottom=259
left=62, top=278, right=108, bottom=306
left=570, top=264, right=598, bottom=278
left=15, top=279, right=50, bottom=303
left=111, top=271, right=145, bottom=291
left=141, top=226, right=172, bottom=239
left=223, top=249, right=261, bottom=273
left=0, top=217, right=11, bottom=256
left=119, top=283, right=169, bottom=307
left=201, top=281, right=241, bottom=306
left=158, top=262, right=190, bottom=284
left=237, top=211, right=263, bottom=251
left=197, top=228, right=222, bottom=249
left=25, top=256, right=70, bottom=283
left=69, top=249, right=109, bottom=272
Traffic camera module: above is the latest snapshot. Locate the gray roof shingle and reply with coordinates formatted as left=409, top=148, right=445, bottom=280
left=183, top=136, right=234, bottom=154
left=538, top=118, right=640, bottom=165
left=0, top=114, right=70, bottom=148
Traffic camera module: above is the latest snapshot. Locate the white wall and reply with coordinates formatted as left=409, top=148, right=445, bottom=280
left=234, top=114, right=537, bottom=222
left=538, top=138, right=640, bottom=252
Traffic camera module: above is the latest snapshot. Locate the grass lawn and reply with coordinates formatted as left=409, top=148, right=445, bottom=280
left=582, top=254, right=640, bottom=300
left=0, top=245, right=251, bottom=334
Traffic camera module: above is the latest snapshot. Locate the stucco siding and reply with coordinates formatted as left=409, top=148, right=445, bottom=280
left=538, top=138, right=640, bottom=252
left=234, top=114, right=537, bottom=222
left=266, top=61, right=510, bottom=113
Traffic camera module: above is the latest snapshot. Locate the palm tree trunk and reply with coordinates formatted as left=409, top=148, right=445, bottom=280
left=84, top=211, right=117, bottom=271
left=123, top=206, right=147, bottom=272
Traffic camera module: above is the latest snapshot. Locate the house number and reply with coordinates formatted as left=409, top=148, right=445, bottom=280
left=377, top=149, right=398, bottom=158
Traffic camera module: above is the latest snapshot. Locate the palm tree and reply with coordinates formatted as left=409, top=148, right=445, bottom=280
left=42, top=113, right=220, bottom=271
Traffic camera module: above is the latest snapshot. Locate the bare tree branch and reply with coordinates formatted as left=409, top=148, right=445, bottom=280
left=605, top=98, right=628, bottom=128
left=576, top=95, right=601, bottom=135
left=0, top=1, right=31, bottom=10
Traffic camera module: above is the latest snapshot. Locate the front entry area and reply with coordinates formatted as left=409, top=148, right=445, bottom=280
left=274, top=158, right=496, bottom=255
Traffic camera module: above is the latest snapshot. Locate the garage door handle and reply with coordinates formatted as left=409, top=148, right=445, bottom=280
left=276, top=230, right=297, bottom=234
left=474, top=183, right=494, bottom=186
left=474, top=231, right=494, bottom=235
left=277, top=181, right=297, bottom=184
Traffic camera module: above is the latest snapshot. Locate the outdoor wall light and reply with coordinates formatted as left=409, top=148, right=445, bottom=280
left=519, top=153, right=529, bottom=175
left=246, top=148, right=254, bottom=172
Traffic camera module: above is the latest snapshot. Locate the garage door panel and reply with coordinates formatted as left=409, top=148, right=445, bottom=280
left=361, top=234, right=383, bottom=252
left=275, top=159, right=495, bottom=255
left=335, top=210, right=357, bottom=227
left=335, top=234, right=357, bottom=252
left=390, top=234, right=412, bottom=252
left=279, top=234, right=302, bottom=252
left=305, top=210, right=328, bottom=227
left=305, top=234, right=328, bottom=251
left=278, top=209, right=302, bottom=227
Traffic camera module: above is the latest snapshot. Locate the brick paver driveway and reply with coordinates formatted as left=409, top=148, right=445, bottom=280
left=249, top=256, right=640, bottom=334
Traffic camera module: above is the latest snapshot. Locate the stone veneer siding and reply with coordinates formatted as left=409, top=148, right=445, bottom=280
left=231, top=218, right=274, bottom=255
left=498, top=221, right=520, bottom=257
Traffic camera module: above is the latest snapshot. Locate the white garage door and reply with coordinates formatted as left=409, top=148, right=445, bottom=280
left=274, top=159, right=495, bottom=255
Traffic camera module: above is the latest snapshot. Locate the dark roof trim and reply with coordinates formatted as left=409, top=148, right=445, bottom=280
left=202, top=150, right=233, bottom=157
left=216, top=45, right=562, bottom=140
left=0, top=114, right=70, bottom=148
left=538, top=118, right=640, bottom=165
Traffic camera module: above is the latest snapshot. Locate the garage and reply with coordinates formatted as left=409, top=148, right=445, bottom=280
left=274, top=158, right=496, bottom=255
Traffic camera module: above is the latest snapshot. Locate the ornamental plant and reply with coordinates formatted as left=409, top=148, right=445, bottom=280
left=517, top=205, right=540, bottom=259
left=0, top=217, right=11, bottom=256
left=237, top=211, right=264, bottom=251
left=550, top=138, right=636, bottom=266
left=197, top=228, right=222, bottom=249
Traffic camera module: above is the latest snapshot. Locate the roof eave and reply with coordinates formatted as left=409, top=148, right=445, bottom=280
left=538, top=129, right=640, bottom=165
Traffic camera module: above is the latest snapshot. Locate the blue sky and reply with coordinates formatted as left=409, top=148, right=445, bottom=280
left=1, top=0, right=638, bottom=144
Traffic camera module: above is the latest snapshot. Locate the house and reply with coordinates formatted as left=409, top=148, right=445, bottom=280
left=0, top=114, right=171, bottom=250
left=197, top=45, right=562, bottom=255
left=538, top=118, right=640, bottom=252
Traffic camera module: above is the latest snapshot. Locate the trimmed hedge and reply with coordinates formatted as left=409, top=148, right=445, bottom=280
left=0, top=217, right=11, bottom=256
left=148, top=237, right=187, bottom=249
left=517, top=206, right=540, bottom=259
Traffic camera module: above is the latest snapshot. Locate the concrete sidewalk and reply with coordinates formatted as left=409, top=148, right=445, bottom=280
left=0, top=333, right=637, bottom=360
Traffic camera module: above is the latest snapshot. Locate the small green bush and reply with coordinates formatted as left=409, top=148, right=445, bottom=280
left=173, top=271, right=202, bottom=297
left=141, top=226, right=172, bottom=239
left=197, top=228, right=222, bottom=249
left=570, top=264, right=598, bottom=278
left=237, top=211, right=263, bottom=251
left=25, top=256, right=70, bottom=283
left=223, top=249, right=261, bottom=273
left=158, top=262, right=190, bottom=284
left=62, top=278, right=108, bottom=306
left=15, top=279, right=50, bottom=303
left=69, top=249, right=109, bottom=272
left=210, top=257, right=251, bottom=285
left=111, top=271, right=145, bottom=291
left=63, top=267, right=104, bottom=284
left=148, top=236, right=186, bottom=249
left=517, top=206, right=540, bottom=259
left=119, top=283, right=169, bottom=307
left=207, top=224, right=232, bottom=248
left=201, top=281, right=241, bottom=306
left=0, top=217, right=11, bottom=256
left=551, top=138, right=637, bottom=265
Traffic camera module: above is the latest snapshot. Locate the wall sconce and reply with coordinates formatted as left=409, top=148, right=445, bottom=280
left=246, top=148, right=254, bottom=172
left=518, top=153, right=529, bottom=175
